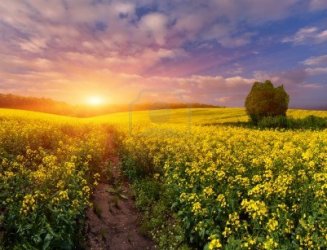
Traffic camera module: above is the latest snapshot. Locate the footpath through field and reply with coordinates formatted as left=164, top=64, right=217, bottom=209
left=85, top=136, right=154, bottom=250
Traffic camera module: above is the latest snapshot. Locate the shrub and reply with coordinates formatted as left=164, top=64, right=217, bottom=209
left=299, top=115, right=327, bottom=129
left=257, top=115, right=289, bottom=128
left=245, top=80, right=289, bottom=124
left=256, top=115, right=327, bottom=129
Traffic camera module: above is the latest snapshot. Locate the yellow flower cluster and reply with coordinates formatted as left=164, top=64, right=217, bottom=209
left=20, top=194, right=36, bottom=215
left=241, top=199, right=268, bottom=221
left=216, top=194, right=226, bottom=208
left=192, top=202, right=202, bottom=215
left=123, top=124, right=327, bottom=249
left=0, top=116, right=111, bottom=248
left=208, top=238, right=222, bottom=249
left=266, top=218, right=278, bottom=232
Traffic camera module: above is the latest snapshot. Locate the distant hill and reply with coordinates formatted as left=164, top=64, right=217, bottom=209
left=0, top=93, right=221, bottom=117
left=314, top=106, right=327, bottom=111
left=0, top=94, right=74, bottom=115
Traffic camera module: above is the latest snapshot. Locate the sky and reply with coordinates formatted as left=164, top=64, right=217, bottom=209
left=0, top=0, right=326, bottom=108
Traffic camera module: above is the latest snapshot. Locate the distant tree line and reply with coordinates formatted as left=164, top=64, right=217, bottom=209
left=0, top=94, right=74, bottom=115
left=0, top=93, right=221, bottom=117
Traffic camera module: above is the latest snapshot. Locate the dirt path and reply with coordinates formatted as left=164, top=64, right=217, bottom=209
left=85, top=136, right=155, bottom=250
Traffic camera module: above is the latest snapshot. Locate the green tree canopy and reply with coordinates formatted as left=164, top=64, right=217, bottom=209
left=245, top=80, right=289, bottom=123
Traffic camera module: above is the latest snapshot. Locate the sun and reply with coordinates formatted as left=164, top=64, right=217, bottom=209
left=86, top=96, right=106, bottom=106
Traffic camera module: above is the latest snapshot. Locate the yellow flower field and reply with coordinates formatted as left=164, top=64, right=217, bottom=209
left=0, top=113, right=111, bottom=249
left=0, top=108, right=326, bottom=249
left=121, top=124, right=327, bottom=249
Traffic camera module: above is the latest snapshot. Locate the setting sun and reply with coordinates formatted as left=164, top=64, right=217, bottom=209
left=86, top=96, right=106, bottom=106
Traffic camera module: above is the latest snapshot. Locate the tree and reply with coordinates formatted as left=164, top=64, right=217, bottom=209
left=245, top=80, right=289, bottom=124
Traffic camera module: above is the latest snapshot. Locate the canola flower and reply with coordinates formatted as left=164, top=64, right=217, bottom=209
left=241, top=199, right=268, bottom=221
left=1, top=108, right=327, bottom=249
left=20, top=194, right=36, bottom=215
left=208, top=238, right=222, bottom=249
left=266, top=218, right=278, bottom=232
left=0, top=115, right=111, bottom=249
left=122, top=124, right=327, bottom=249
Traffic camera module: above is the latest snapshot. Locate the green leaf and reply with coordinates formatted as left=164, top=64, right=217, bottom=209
left=42, top=233, right=53, bottom=250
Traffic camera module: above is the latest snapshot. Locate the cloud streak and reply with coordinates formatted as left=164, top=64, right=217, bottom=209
left=283, top=26, right=327, bottom=45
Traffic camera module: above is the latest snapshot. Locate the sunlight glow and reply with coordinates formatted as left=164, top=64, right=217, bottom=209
left=86, top=96, right=106, bottom=106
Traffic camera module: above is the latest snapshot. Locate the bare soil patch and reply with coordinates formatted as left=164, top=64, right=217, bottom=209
left=85, top=137, right=155, bottom=250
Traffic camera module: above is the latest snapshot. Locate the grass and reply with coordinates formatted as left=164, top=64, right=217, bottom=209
left=256, top=115, right=327, bottom=129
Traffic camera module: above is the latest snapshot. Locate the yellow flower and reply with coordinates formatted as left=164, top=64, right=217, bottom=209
left=20, top=194, right=36, bottom=215
left=241, top=199, right=268, bottom=220
left=227, top=212, right=240, bottom=229
left=216, top=194, right=226, bottom=207
left=263, top=237, right=278, bottom=249
left=72, top=199, right=79, bottom=210
left=267, top=218, right=278, bottom=232
left=82, top=186, right=90, bottom=194
left=93, top=173, right=100, bottom=180
left=208, top=238, right=222, bottom=249
left=222, top=227, right=232, bottom=238
left=216, top=170, right=225, bottom=181
left=204, top=187, right=214, bottom=197
left=56, top=180, right=65, bottom=189
left=58, top=190, right=69, bottom=200
left=192, top=202, right=202, bottom=214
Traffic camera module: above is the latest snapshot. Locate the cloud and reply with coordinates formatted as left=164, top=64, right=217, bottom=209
left=133, top=74, right=256, bottom=106
left=218, top=33, right=254, bottom=48
left=0, top=0, right=326, bottom=108
left=253, top=68, right=327, bottom=107
left=302, top=54, right=327, bottom=76
left=309, top=0, right=327, bottom=10
left=0, top=51, right=325, bottom=107
left=140, top=12, right=169, bottom=45
left=302, top=83, right=323, bottom=89
left=303, top=54, right=327, bottom=66
left=254, top=68, right=308, bottom=86
left=283, top=26, right=327, bottom=44
left=316, top=30, right=327, bottom=43
left=0, top=51, right=256, bottom=105
left=305, top=67, right=327, bottom=76
left=112, top=2, right=135, bottom=16
left=205, top=0, right=297, bottom=23
left=19, top=37, right=48, bottom=53
left=226, top=65, right=244, bottom=75
left=216, top=96, right=232, bottom=104
left=0, top=0, right=301, bottom=55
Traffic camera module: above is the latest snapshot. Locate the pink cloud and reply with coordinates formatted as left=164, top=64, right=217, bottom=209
left=140, top=13, right=169, bottom=45
left=305, top=67, right=327, bottom=76
left=303, top=54, right=327, bottom=66
left=283, top=26, right=327, bottom=44
left=309, top=0, right=327, bottom=10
